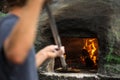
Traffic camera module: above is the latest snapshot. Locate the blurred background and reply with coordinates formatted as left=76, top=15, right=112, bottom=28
left=0, top=0, right=9, bottom=13
left=0, top=0, right=8, bottom=18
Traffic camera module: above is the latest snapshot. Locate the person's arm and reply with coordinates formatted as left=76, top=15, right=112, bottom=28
left=35, top=45, right=65, bottom=68
left=4, top=0, right=45, bottom=64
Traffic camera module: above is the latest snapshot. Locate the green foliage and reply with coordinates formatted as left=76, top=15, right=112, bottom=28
left=106, top=54, right=120, bottom=64
left=0, top=12, right=6, bottom=18
left=105, top=37, right=120, bottom=64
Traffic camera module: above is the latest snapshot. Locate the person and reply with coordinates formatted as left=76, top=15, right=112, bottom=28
left=0, top=0, right=65, bottom=80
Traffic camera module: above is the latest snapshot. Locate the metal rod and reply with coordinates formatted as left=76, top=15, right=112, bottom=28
left=45, top=3, right=67, bottom=69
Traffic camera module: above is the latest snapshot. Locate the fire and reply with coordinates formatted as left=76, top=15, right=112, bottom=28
left=83, top=38, right=98, bottom=65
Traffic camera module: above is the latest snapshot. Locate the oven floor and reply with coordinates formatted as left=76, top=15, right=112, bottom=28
left=55, top=68, right=97, bottom=73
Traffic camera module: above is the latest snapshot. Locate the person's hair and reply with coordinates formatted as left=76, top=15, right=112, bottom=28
left=6, top=0, right=27, bottom=8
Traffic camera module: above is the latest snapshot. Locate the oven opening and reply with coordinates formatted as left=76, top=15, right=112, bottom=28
left=55, top=37, right=98, bottom=73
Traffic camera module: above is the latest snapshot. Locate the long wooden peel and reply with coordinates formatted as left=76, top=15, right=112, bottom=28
left=45, top=3, right=67, bottom=69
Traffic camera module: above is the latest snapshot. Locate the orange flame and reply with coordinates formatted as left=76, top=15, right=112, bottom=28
left=83, top=38, right=97, bottom=65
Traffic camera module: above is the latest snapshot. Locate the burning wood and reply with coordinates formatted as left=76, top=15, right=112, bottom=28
left=82, top=38, right=98, bottom=66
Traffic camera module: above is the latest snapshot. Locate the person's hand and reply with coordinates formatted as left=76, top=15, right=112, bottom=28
left=38, top=45, right=65, bottom=58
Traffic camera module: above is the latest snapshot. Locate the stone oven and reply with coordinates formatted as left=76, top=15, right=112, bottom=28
left=35, top=0, right=120, bottom=80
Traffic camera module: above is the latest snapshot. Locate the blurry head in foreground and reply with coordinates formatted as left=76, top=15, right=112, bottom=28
left=6, top=0, right=27, bottom=9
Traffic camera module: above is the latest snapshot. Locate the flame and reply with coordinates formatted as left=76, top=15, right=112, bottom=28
left=83, top=38, right=97, bottom=65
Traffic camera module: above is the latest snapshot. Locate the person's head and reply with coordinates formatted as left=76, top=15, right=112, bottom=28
left=6, top=0, right=27, bottom=9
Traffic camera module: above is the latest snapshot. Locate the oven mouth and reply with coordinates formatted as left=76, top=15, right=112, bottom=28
left=54, top=37, right=99, bottom=73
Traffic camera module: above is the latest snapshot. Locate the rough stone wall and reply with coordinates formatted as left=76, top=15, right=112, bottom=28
left=35, top=0, right=120, bottom=77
